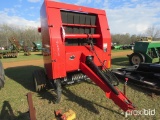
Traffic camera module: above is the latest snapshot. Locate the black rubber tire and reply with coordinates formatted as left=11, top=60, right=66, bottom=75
left=0, top=61, right=5, bottom=89
left=33, top=69, right=47, bottom=92
left=48, top=79, right=62, bottom=104
left=54, top=79, right=62, bottom=103
left=129, top=52, right=145, bottom=65
left=33, top=72, right=41, bottom=92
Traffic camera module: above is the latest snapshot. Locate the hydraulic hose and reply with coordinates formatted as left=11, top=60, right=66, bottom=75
left=86, top=56, right=119, bottom=95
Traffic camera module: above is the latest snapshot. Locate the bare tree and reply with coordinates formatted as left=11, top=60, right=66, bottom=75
left=0, top=24, right=41, bottom=48
left=145, top=25, right=160, bottom=40
left=130, top=34, right=137, bottom=43
left=111, top=33, right=133, bottom=45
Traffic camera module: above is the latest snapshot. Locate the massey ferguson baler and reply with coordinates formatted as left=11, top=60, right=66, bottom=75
left=34, top=0, right=135, bottom=113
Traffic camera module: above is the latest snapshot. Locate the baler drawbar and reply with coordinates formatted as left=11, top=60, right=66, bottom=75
left=34, top=0, right=135, bottom=113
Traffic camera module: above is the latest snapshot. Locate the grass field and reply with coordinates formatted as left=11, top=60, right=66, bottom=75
left=0, top=52, right=42, bottom=63
left=0, top=50, right=160, bottom=120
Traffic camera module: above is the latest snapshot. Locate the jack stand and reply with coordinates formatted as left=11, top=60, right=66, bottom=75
left=124, top=78, right=128, bottom=117
left=124, top=78, right=128, bottom=96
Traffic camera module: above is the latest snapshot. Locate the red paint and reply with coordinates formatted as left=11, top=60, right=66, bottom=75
left=40, top=0, right=135, bottom=112
left=40, top=0, right=110, bottom=79
left=65, top=34, right=101, bottom=39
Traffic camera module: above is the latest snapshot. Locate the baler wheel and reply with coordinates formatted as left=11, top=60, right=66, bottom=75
left=33, top=69, right=47, bottom=92
left=0, top=61, right=5, bottom=89
left=129, top=52, right=145, bottom=65
left=49, top=79, right=62, bottom=103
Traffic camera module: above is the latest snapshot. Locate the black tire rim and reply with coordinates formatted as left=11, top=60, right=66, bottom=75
left=131, top=55, right=141, bottom=65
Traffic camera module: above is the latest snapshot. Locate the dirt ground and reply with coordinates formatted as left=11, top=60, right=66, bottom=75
left=3, top=59, right=43, bottom=69
left=111, top=50, right=132, bottom=58
left=2, top=50, right=132, bottom=69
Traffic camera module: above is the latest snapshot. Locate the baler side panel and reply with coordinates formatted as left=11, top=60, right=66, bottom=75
left=46, top=7, right=66, bottom=79
left=40, top=2, right=53, bottom=79
left=96, top=14, right=111, bottom=68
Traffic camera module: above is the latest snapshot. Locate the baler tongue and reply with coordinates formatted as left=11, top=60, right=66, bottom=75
left=80, top=56, right=135, bottom=111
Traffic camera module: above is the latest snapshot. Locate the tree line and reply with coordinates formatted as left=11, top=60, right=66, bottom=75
left=111, top=26, right=160, bottom=45
left=0, top=24, right=160, bottom=48
left=0, top=24, right=41, bottom=48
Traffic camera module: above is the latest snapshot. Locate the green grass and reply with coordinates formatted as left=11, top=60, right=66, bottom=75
left=0, top=51, right=160, bottom=120
left=111, top=57, right=130, bottom=68
left=111, top=49, right=132, bottom=68
left=0, top=52, right=42, bottom=63
left=111, top=49, right=131, bottom=53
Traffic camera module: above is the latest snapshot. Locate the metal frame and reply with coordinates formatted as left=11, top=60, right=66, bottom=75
left=39, top=0, right=135, bottom=112
left=40, top=0, right=111, bottom=79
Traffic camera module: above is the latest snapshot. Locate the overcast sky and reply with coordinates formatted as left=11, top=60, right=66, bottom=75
left=0, top=0, right=160, bottom=35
